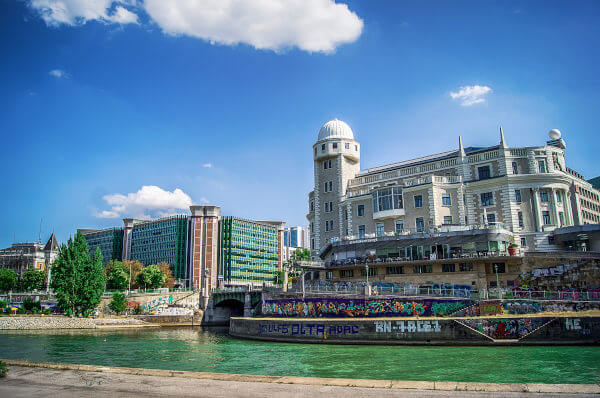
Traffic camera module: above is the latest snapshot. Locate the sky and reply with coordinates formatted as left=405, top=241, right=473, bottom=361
left=1, top=0, right=599, bottom=247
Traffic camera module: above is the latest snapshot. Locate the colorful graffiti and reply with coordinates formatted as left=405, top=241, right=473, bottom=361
left=460, top=318, right=551, bottom=339
left=480, top=301, right=503, bottom=316
left=262, top=298, right=473, bottom=318
left=258, top=323, right=359, bottom=337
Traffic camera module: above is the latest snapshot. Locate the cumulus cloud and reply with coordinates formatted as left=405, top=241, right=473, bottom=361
left=202, top=163, right=212, bottom=168
left=25, top=0, right=363, bottom=53
left=450, top=85, right=492, bottom=106
left=27, top=0, right=139, bottom=26
left=49, top=69, right=67, bottom=78
left=95, top=185, right=193, bottom=219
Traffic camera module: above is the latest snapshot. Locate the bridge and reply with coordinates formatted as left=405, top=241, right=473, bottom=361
left=203, top=290, right=263, bottom=326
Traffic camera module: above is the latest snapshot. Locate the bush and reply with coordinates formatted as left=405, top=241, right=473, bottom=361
left=17, top=307, right=26, bottom=315
left=0, top=360, right=7, bottom=378
left=109, top=292, right=127, bottom=315
left=0, top=299, right=7, bottom=310
left=23, top=298, right=41, bottom=313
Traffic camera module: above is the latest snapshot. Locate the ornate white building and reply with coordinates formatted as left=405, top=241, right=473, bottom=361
left=307, top=119, right=600, bottom=258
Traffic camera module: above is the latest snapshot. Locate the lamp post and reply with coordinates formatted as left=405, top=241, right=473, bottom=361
left=494, top=263, right=500, bottom=299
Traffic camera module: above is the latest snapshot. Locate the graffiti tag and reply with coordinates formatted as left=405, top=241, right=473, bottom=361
left=258, top=323, right=359, bottom=336
left=375, top=320, right=441, bottom=333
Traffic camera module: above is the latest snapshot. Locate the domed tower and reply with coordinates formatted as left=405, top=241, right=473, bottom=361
left=309, top=119, right=360, bottom=255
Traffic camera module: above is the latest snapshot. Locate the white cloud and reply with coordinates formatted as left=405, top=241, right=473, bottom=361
left=95, top=185, right=193, bottom=219
left=26, top=0, right=363, bottom=53
left=450, top=85, right=492, bottom=106
left=49, top=69, right=67, bottom=78
left=27, top=0, right=139, bottom=26
left=202, top=163, right=212, bottom=168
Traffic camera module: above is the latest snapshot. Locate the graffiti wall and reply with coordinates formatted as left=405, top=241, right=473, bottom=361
left=458, top=318, right=553, bottom=339
left=262, top=297, right=474, bottom=318
left=452, top=300, right=600, bottom=317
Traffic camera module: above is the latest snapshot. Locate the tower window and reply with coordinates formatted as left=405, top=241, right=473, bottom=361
left=515, top=189, right=522, bottom=203
left=345, top=143, right=349, bottom=149
left=321, top=144, right=326, bottom=151
left=332, top=143, right=338, bottom=149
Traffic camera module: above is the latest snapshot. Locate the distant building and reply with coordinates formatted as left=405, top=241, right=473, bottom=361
left=78, top=227, right=123, bottom=266
left=589, top=176, right=600, bottom=190
left=283, top=226, right=310, bottom=261
left=0, top=234, right=59, bottom=276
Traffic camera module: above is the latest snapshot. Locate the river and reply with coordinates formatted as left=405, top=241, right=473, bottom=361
left=1, top=327, right=598, bottom=384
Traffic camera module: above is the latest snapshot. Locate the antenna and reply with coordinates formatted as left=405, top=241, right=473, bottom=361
left=39, top=218, right=43, bottom=243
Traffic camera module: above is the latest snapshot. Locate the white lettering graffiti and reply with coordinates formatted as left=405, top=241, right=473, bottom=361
left=565, top=318, right=582, bottom=330
left=375, top=320, right=441, bottom=333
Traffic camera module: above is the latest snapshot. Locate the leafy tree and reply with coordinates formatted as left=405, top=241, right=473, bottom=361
left=22, top=297, right=41, bottom=313
left=105, top=260, right=129, bottom=290
left=0, top=360, right=7, bottom=378
left=0, top=269, right=18, bottom=292
left=108, top=292, right=127, bottom=315
left=51, top=232, right=107, bottom=316
left=124, top=260, right=144, bottom=289
left=0, top=299, right=7, bottom=310
left=19, top=267, right=46, bottom=291
left=272, top=270, right=285, bottom=285
left=291, top=248, right=311, bottom=263
left=156, top=262, right=174, bottom=288
left=136, top=264, right=165, bottom=289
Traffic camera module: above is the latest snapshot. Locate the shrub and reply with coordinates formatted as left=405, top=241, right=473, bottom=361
left=0, top=299, right=7, bottom=310
left=109, top=292, right=127, bottom=315
left=23, top=298, right=41, bottom=313
left=0, top=360, right=7, bottom=378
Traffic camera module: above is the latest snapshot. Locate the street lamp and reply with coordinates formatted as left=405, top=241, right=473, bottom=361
left=494, top=264, right=500, bottom=299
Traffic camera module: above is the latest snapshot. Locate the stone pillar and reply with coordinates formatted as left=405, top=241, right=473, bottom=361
left=550, top=188, right=560, bottom=227
left=244, top=293, right=253, bottom=317
left=283, top=270, right=288, bottom=292
left=532, top=188, right=543, bottom=232
left=564, top=191, right=574, bottom=226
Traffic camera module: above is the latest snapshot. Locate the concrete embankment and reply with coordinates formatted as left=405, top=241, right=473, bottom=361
left=0, top=316, right=155, bottom=330
left=1, top=360, right=599, bottom=396
left=230, top=315, right=600, bottom=345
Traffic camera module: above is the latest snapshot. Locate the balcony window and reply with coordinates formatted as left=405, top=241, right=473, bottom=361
left=478, top=165, right=491, bottom=180
left=387, top=266, right=404, bottom=275
left=372, top=187, right=403, bottom=212
left=413, top=265, right=432, bottom=274
left=542, top=211, right=551, bottom=225
left=442, top=193, right=451, bottom=206
left=395, top=220, right=404, bottom=234
left=358, top=225, right=366, bottom=238
left=540, top=190, right=549, bottom=202
left=515, top=189, right=521, bottom=203
left=538, top=159, right=547, bottom=173
left=486, top=213, right=496, bottom=224
left=360, top=268, right=377, bottom=277
left=443, top=216, right=453, bottom=225
left=376, top=223, right=385, bottom=236
left=480, top=192, right=494, bottom=206
left=442, top=264, right=455, bottom=272
left=414, top=195, right=423, bottom=208
left=512, top=161, right=519, bottom=175
left=357, top=204, right=364, bottom=217
left=339, top=270, right=354, bottom=278
left=416, top=217, right=424, bottom=232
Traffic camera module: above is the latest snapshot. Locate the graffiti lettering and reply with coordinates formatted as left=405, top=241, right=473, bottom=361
left=565, top=318, right=581, bottom=330
left=375, top=320, right=441, bottom=333
left=259, top=323, right=359, bottom=336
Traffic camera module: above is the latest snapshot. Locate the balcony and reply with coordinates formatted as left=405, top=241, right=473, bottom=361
left=373, top=208, right=405, bottom=220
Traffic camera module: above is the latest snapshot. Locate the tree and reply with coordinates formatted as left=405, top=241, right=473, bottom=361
left=272, top=270, right=285, bottom=285
left=19, top=267, right=46, bottom=291
left=105, top=260, right=129, bottom=290
left=156, top=262, right=174, bottom=288
left=136, top=264, right=165, bottom=289
left=291, top=248, right=311, bottom=263
left=124, top=260, right=144, bottom=289
left=109, top=292, right=127, bottom=315
left=0, top=269, right=18, bottom=292
left=51, top=232, right=106, bottom=316
left=22, top=297, right=41, bottom=313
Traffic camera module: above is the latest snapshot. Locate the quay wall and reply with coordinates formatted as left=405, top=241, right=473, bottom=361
left=230, top=316, right=600, bottom=345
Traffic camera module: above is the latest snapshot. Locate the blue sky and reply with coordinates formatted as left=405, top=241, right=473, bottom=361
left=1, top=0, right=598, bottom=247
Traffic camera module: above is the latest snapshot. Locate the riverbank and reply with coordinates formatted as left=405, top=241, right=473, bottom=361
left=2, top=360, right=599, bottom=397
left=0, top=316, right=157, bottom=330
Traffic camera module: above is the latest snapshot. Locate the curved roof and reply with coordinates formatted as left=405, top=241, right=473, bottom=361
left=318, top=119, right=354, bottom=141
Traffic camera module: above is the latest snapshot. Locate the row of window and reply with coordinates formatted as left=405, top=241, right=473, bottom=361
left=317, top=142, right=358, bottom=154
left=336, top=262, right=495, bottom=278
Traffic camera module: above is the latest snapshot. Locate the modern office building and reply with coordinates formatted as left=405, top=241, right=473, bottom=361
left=79, top=207, right=285, bottom=299
left=0, top=234, right=59, bottom=276
left=283, top=225, right=310, bottom=261
left=306, top=119, right=600, bottom=290
left=78, top=227, right=123, bottom=266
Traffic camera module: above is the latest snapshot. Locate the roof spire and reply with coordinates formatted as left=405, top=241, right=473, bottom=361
left=500, top=125, right=507, bottom=148
left=458, top=135, right=465, bottom=157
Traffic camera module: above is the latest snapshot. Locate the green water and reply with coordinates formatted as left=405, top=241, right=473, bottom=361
left=0, top=327, right=598, bottom=384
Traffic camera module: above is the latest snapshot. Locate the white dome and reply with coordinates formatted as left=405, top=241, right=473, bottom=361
left=549, top=129, right=562, bottom=140
left=318, top=119, right=354, bottom=141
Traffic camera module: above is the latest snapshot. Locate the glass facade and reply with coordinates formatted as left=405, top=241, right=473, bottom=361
left=130, top=216, right=188, bottom=281
left=219, top=217, right=279, bottom=286
left=372, top=187, right=403, bottom=213
left=82, top=228, right=123, bottom=266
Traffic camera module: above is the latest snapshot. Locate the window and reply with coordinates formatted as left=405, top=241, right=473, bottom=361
left=372, top=188, right=403, bottom=212
left=538, top=159, right=547, bottom=173
left=486, top=213, right=496, bottom=224
left=332, top=143, right=338, bottom=149
left=321, top=144, right=325, bottom=151
left=376, top=223, right=385, bottom=236
left=442, top=264, right=455, bottom=272
left=358, top=225, right=366, bottom=238
left=478, top=165, right=491, bottom=180
left=413, top=265, right=432, bottom=273
left=443, top=216, right=453, bottom=225
left=515, top=189, right=522, bottom=203
left=416, top=217, right=424, bottom=232
left=556, top=191, right=562, bottom=203
left=339, top=270, right=354, bottom=278
left=512, top=161, right=519, bottom=175
left=355, top=145, right=358, bottom=151
left=414, top=195, right=423, bottom=208
left=310, top=201, right=314, bottom=212
left=361, top=268, right=377, bottom=277
left=540, top=190, right=549, bottom=202
left=326, top=271, right=333, bottom=279
left=542, top=211, right=551, bottom=225
left=442, top=193, right=451, bottom=206
left=387, top=266, right=404, bottom=275
left=345, top=143, right=349, bottom=149
left=520, top=237, right=527, bottom=247
left=395, top=220, right=404, bottom=234
left=311, top=239, right=314, bottom=249
left=323, top=160, right=332, bottom=169
left=559, top=212, right=565, bottom=226
left=357, top=205, right=364, bottom=217
left=324, top=202, right=329, bottom=212
left=518, top=211, right=524, bottom=228
left=480, top=192, right=494, bottom=206
left=459, top=263, right=473, bottom=272
left=324, top=181, right=333, bottom=192
left=492, top=263, right=506, bottom=273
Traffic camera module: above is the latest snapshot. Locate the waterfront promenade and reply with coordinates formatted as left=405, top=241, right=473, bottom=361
left=2, top=361, right=599, bottom=398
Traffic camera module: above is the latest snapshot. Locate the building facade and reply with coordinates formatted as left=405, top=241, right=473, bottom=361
left=78, top=227, right=123, bottom=266
left=0, top=234, right=59, bottom=277
left=307, top=120, right=600, bottom=256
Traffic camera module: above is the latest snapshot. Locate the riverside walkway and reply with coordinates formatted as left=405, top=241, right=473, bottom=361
left=1, top=361, right=599, bottom=398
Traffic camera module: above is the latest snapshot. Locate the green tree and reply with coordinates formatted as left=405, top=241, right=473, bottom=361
left=19, top=267, right=46, bottom=291
left=156, top=262, right=174, bottom=288
left=22, top=297, right=41, bottom=313
left=0, top=299, right=7, bottom=310
left=291, top=248, right=311, bottom=263
left=105, top=260, right=129, bottom=290
left=0, top=268, right=18, bottom=292
left=51, top=232, right=107, bottom=316
left=136, top=264, right=165, bottom=289
left=108, top=292, right=127, bottom=315
left=272, top=270, right=285, bottom=285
